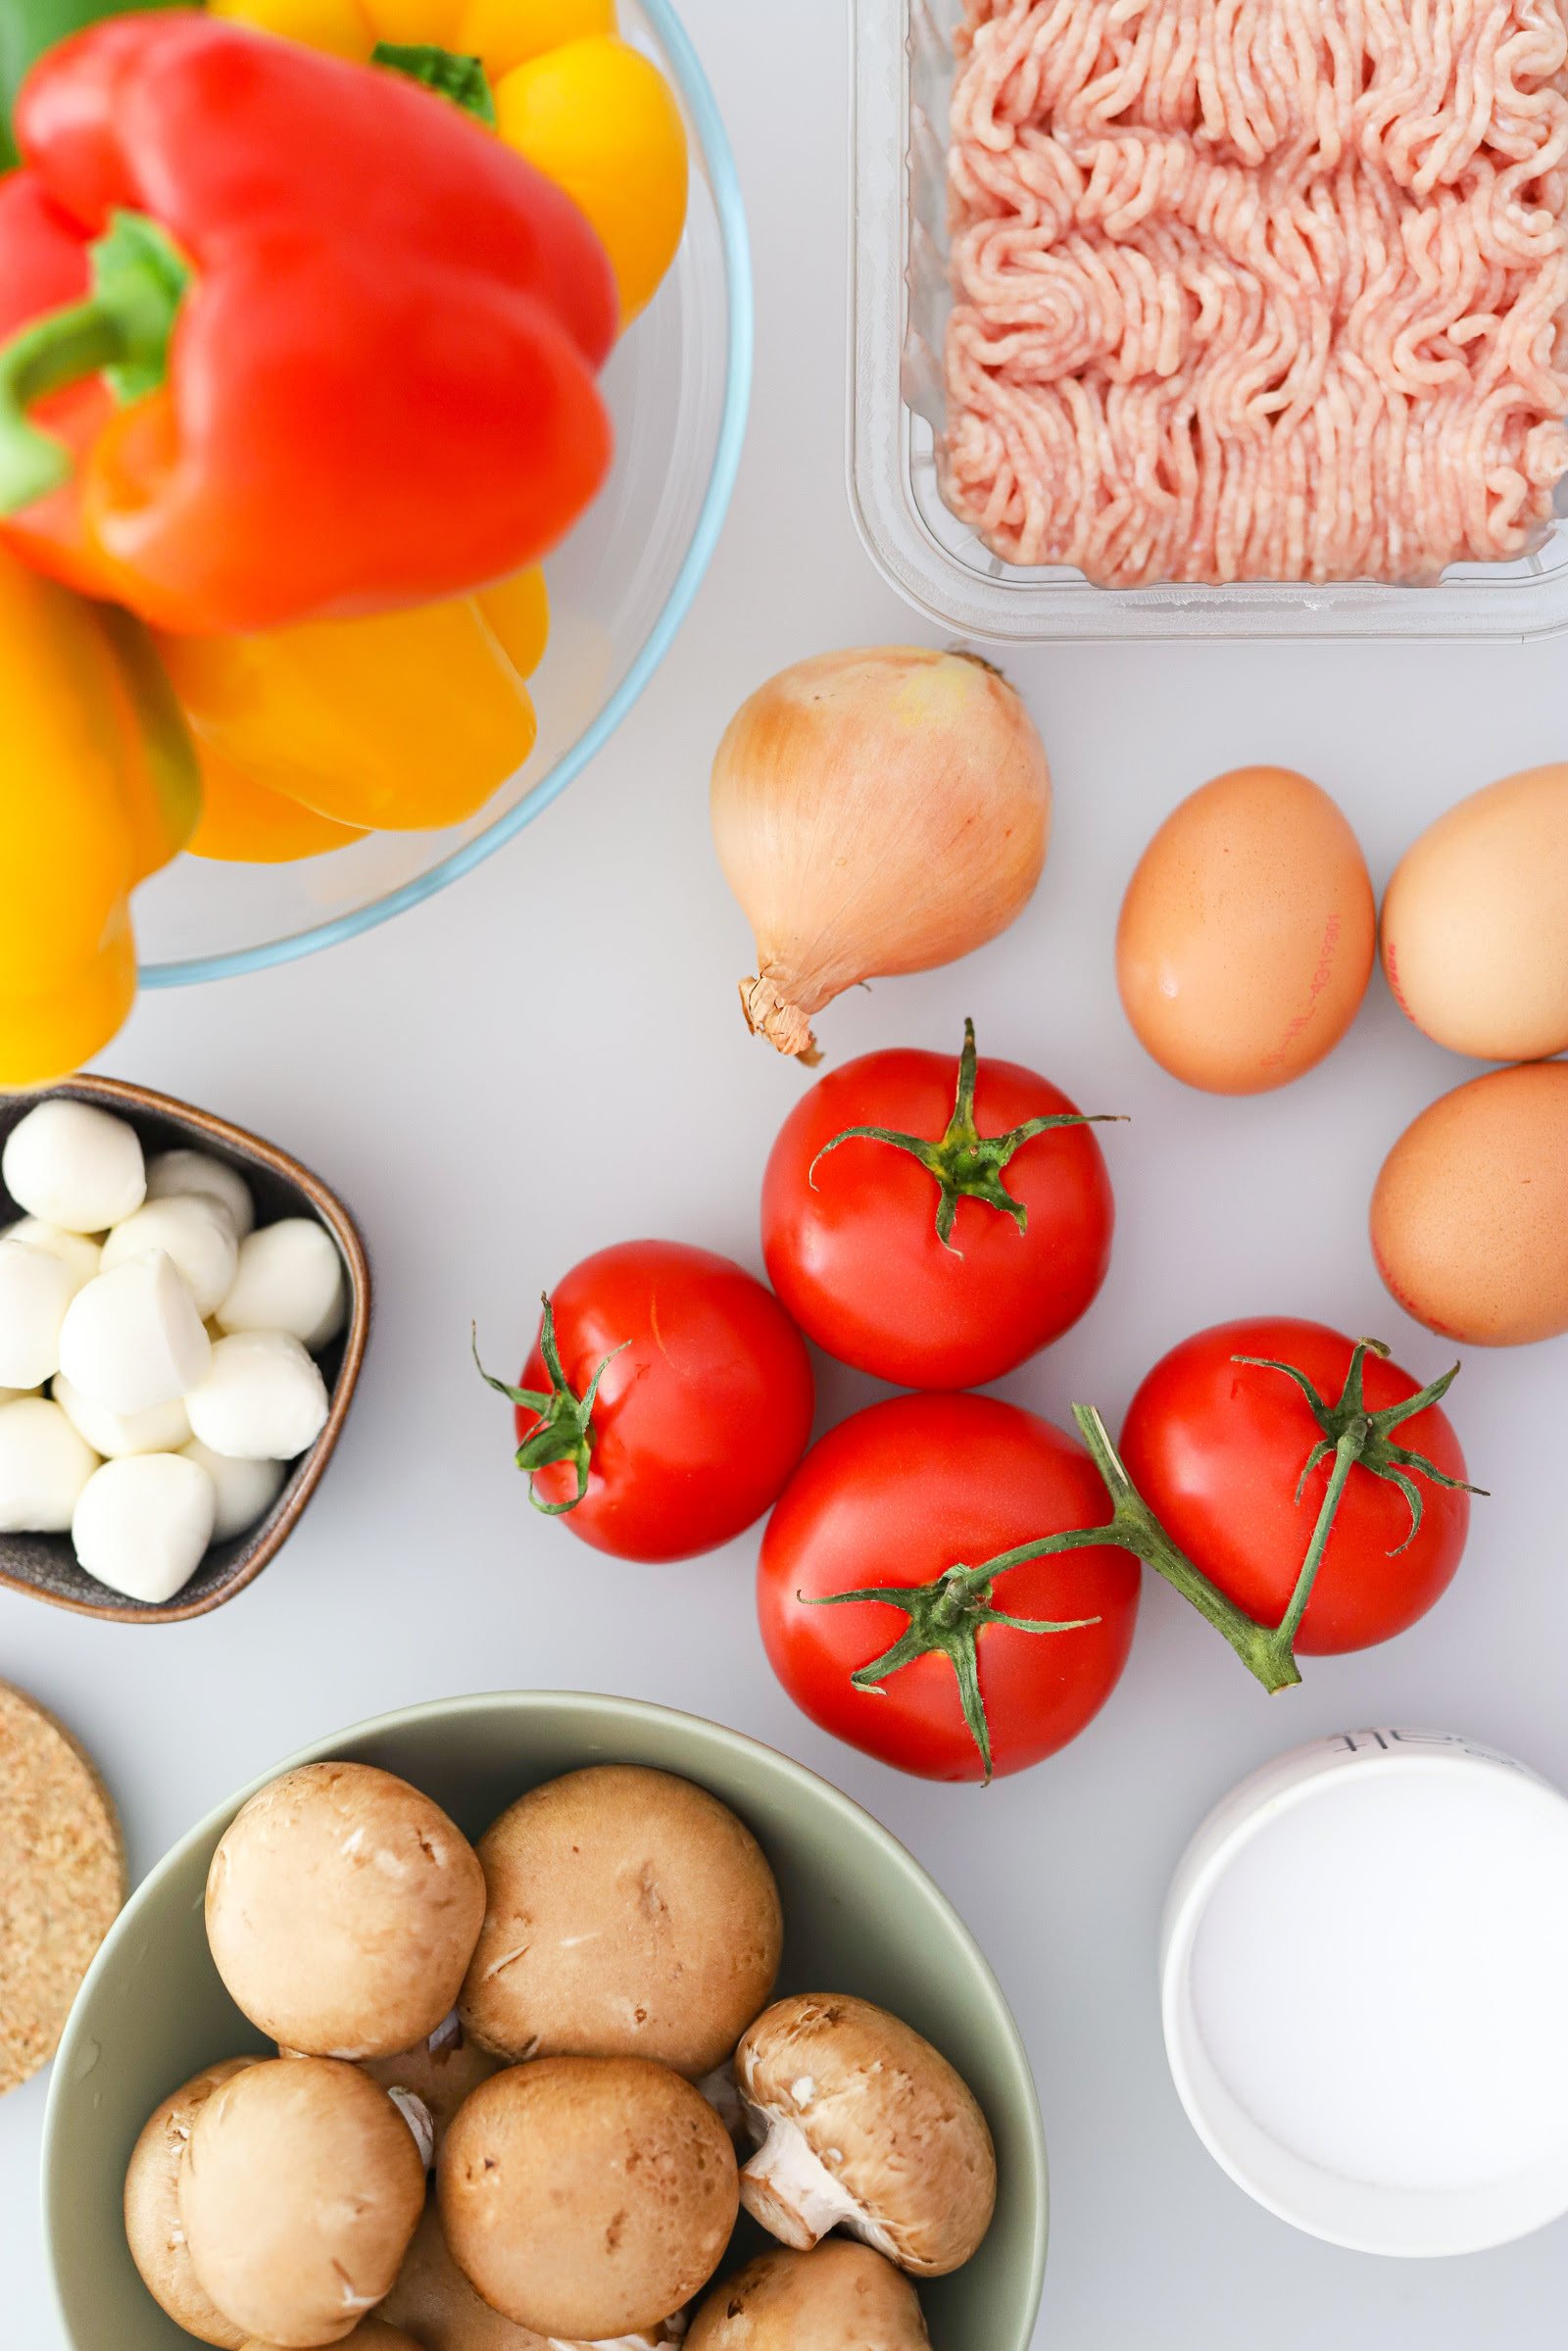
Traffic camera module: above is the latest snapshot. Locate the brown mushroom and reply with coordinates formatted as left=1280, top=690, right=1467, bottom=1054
left=241, top=2327, right=420, bottom=2351
left=381, top=2198, right=546, bottom=2351
left=734, top=1995, right=996, bottom=2277
left=459, top=1767, right=781, bottom=2079
left=687, top=2243, right=930, bottom=2349
left=206, top=1763, right=486, bottom=2060
left=280, top=2014, right=500, bottom=2161
left=179, top=2055, right=426, bottom=2347
left=382, top=2196, right=688, bottom=2349
left=438, top=2057, right=737, bottom=2339
left=124, top=2057, right=258, bottom=2348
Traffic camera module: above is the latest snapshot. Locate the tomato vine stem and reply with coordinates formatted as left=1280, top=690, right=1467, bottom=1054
left=1025, top=1340, right=1483, bottom=1695
left=808, top=1339, right=1485, bottom=1774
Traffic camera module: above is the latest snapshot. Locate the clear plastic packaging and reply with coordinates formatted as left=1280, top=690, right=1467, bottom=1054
left=850, top=0, right=1568, bottom=641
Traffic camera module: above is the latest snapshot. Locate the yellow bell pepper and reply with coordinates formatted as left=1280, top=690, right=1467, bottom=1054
left=188, top=750, right=368, bottom=863
left=214, top=0, right=689, bottom=324
left=0, top=547, right=199, bottom=1087
left=495, top=36, right=687, bottom=325
left=159, top=569, right=550, bottom=840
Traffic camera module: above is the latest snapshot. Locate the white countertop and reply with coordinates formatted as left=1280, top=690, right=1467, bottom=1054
left=7, top=2, right=1568, bottom=2339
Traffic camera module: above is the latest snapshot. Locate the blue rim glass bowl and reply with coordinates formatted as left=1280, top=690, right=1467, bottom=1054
left=135, top=0, right=751, bottom=987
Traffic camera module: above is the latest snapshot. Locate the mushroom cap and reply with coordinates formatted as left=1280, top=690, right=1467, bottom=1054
left=383, top=2194, right=690, bottom=2349
left=380, top=2196, right=551, bottom=2350
left=179, top=2055, right=426, bottom=2347
left=206, top=1763, right=486, bottom=2059
left=241, top=2327, right=420, bottom=2351
left=124, top=2058, right=258, bottom=2349
left=687, top=2243, right=930, bottom=2349
left=735, top=1995, right=997, bottom=2277
left=438, top=2056, right=737, bottom=2339
left=459, top=1766, right=781, bottom=2079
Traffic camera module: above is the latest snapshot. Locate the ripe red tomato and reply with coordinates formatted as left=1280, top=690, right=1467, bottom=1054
left=486, top=1240, right=815, bottom=1563
left=1118, top=1317, right=1472, bottom=1654
left=760, top=1022, right=1116, bottom=1389
left=758, top=1393, right=1140, bottom=1782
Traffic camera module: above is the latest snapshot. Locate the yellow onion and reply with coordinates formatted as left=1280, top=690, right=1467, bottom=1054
left=710, top=646, right=1051, bottom=1059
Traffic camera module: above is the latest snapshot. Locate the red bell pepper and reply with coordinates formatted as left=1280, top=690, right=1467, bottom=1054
left=0, top=13, right=617, bottom=633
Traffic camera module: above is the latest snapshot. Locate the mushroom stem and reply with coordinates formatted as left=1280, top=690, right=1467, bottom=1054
left=557, top=2321, right=689, bottom=2349
left=739, top=2113, right=889, bottom=2258
left=385, top=2086, right=435, bottom=2171
left=697, top=2063, right=747, bottom=2148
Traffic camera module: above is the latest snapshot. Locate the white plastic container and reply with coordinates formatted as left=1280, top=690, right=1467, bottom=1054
left=1160, top=1728, right=1568, bottom=2255
left=850, top=0, right=1568, bottom=641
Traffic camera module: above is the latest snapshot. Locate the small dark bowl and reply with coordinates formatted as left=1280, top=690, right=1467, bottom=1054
left=0, top=1075, right=369, bottom=1624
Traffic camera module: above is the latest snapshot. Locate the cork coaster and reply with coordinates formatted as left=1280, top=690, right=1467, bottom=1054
left=0, top=1683, right=126, bottom=2095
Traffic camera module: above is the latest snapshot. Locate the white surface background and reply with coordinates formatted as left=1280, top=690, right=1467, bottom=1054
left=6, top=0, right=1568, bottom=2337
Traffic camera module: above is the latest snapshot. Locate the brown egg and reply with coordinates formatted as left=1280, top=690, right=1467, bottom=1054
left=1116, top=765, right=1375, bottom=1094
left=1371, top=1062, right=1568, bottom=1346
left=1381, top=762, right=1568, bottom=1063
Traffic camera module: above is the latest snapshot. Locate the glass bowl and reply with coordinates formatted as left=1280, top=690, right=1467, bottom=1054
left=136, top=0, right=751, bottom=988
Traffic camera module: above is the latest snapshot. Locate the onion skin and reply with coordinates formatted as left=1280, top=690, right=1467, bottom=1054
left=710, top=647, right=1050, bottom=1058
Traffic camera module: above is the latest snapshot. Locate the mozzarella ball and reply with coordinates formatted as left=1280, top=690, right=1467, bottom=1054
left=0, top=1397, right=99, bottom=1531
left=73, top=1453, right=216, bottom=1604
left=2, top=1100, right=144, bottom=1231
left=146, top=1148, right=256, bottom=1239
left=217, top=1220, right=347, bottom=1349
left=102, top=1196, right=239, bottom=1321
left=186, top=1332, right=329, bottom=1461
left=59, top=1250, right=212, bottom=1415
left=181, top=1438, right=286, bottom=1542
left=0, top=1239, right=76, bottom=1387
left=1, top=1219, right=101, bottom=1297
left=52, top=1373, right=191, bottom=1461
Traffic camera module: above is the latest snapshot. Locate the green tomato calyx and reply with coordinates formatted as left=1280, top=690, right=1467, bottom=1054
left=807, top=1016, right=1124, bottom=1251
left=473, top=1297, right=627, bottom=1517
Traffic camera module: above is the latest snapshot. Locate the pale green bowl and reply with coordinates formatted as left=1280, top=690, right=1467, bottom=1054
left=43, top=1691, right=1047, bottom=2349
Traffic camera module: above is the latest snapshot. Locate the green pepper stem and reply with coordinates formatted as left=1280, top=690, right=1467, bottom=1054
left=0, top=209, right=189, bottom=514
left=371, top=40, right=496, bottom=123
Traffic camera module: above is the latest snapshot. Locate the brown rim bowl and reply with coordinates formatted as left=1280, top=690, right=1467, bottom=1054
left=0, top=1074, right=369, bottom=1623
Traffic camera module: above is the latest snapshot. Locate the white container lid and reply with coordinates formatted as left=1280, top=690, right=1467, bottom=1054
left=1161, top=1729, right=1568, bottom=2256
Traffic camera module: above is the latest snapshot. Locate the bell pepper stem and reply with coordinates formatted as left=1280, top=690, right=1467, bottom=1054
left=371, top=42, right=496, bottom=124
left=0, top=209, right=189, bottom=514
left=0, top=302, right=122, bottom=508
